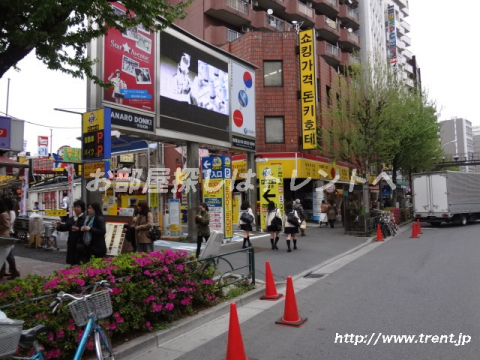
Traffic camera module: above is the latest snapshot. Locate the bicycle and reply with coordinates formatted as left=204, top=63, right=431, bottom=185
left=0, top=280, right=115, bottom=360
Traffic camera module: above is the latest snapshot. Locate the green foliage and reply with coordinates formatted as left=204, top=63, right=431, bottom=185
left=222, top=280, right=255, bottom=300
left=0, top=0, right=191, bottom=82
left=0, top=250, right=218, bottom=359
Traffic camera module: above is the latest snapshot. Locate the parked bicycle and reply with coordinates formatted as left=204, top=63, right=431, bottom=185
left=0, top=280, right=115, bottom=360
left=371, top=210, right=398, bottom=238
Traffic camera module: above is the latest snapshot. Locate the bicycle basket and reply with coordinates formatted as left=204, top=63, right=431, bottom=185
left=0, top=319, right=24, bottom=358
left=68, top=291, right=113, bottom=327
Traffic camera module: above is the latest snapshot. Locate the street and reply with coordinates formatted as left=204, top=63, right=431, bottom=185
left=132, top=222, right=480, bottom=360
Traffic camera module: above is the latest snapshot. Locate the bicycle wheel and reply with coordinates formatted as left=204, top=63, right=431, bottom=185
left=94, top=325, right=115, bottom=360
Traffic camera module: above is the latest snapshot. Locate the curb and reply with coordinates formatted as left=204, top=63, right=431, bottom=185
left=114, top=283, right=267, bottom=360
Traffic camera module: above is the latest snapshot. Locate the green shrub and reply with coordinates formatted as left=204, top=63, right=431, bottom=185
left=0, top=250, right=218, bottom=359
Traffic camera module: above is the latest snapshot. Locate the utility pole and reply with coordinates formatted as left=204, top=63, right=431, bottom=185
left=6, top=78, right=10, bottom=116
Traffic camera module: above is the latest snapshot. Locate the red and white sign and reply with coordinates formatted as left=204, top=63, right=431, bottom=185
left=38, top=136, right=49, bottom=146
left=103, top=3, right=155, bottom=112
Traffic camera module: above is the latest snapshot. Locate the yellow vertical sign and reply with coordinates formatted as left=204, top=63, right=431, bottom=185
left=258, top=164, right=284, bottom=230
left=299, top=29, right=317, bottom=150
left=224, top=179, right=233, bottom=239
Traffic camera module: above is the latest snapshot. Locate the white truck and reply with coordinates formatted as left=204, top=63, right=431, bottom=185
left=412, top=171, right=480, bottom=226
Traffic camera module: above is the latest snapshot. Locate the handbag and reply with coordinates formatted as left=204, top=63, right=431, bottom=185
left=287, top=211, right=301, bottom=227
left=300, top=220, right=307, bottom=230
left=147, top=226, right=161, bottom=241
left=240, top=211, right=254, bottom=224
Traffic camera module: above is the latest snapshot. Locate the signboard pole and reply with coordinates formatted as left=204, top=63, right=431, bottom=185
left=186, top=141, right=199, bottom=242
left=20, top=168, right=29, bottom=216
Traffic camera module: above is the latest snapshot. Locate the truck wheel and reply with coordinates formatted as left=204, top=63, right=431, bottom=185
left=460, top=215, right=467, bottom=226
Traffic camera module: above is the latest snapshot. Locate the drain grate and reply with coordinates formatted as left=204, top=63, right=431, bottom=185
left=304, top=273, right=326, bottom=279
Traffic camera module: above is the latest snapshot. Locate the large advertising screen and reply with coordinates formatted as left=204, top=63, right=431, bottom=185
left=103, top=3, right=155, bottom=112
left=159, top=31, right=230, bottom=142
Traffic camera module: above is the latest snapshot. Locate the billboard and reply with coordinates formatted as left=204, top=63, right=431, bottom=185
left=103, top=3, right=155, bottom=112
left=82, top=109, right=112, bottom=161
left=231, top=61, right=256, bottom=150
left=159, top=31, right=230, bottom=142
left=298, top=29, right=318, bottom=150
left=0, top=117, right=11, bottom=150
left=387, top=5, right=397, bottom=70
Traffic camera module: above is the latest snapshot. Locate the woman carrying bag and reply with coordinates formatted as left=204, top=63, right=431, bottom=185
left=56, top=199, right=86, bottom=265
left=195, top=203, right=210, bottom=258
left=81, top=202, right=107, bottom=261
left=238, top=201, right=255, bottom=249
left=266, top=201, right=282, bottom=250
left=283, top=201, right=300, bottom=253
left=134, top=200, right=154, bottom=253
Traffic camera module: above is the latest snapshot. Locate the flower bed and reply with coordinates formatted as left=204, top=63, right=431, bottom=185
left=0, top=250, right=218, bottom=359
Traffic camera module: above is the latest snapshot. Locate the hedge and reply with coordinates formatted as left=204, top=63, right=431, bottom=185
left=0, top=250, right=218, bottom=359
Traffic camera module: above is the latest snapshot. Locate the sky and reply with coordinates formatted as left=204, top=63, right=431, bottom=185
left=0, top=0, right=479, bottom=156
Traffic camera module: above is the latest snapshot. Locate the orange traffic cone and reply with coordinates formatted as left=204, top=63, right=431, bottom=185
left=275, top=276, right=308, bottom=327
left=224, top=303, right=249, bottom=360
left=260, top=261, right=284, bottom=301
left=410, top=222, right=418, bottom=238
left=376, top=224, right=384, bottom=241
left=416, top=219, right=423, bottom=234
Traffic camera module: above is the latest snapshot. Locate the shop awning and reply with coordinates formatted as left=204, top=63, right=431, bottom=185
left=0, top=156, right=29, bottom=168
left=111, top=136, right=149, bottom=155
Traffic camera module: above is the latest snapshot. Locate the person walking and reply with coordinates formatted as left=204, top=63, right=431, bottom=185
left=238, top=201, right=254, bottom=249
left=81, top=202, right=107, bottom=261
left=0, top=199, right=19, bottom=280
left=134, top=200, right=154, bottom=253
left=328, top=201, right=337, bottom=228
left=283, top=202, right=300, bottom=253
left=320, top=200, right=329, bottom=227
left=266, top=201, right=282, bottom=250
left=56, top=200, right=86, bottom=265
left=293, top=199, right=307, bottom=236
left=195, top=203, right=210, bottom=258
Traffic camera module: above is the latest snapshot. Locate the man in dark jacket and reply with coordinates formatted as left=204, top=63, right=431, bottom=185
left=56, top=199, right=86, bottom=265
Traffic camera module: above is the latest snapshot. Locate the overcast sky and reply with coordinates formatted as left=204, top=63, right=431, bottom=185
left=0, top=0, right=479, bottom=155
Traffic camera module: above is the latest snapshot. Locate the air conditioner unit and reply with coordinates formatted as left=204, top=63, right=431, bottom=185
left=251, top=0, right=260, bottom=8
left=241, top=25, right=251, bottom=33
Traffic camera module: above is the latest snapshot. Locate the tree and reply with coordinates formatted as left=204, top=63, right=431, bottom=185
left=319, top=55, right=403, bottom=179
left=0, top=0, right=190, bottom=83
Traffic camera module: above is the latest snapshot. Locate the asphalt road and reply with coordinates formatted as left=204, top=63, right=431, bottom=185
left=171, top=222, right=480, bottom=360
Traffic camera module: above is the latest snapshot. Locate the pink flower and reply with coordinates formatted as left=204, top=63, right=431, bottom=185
left=116, top=316, right=124, bottom=324
left=56, top=330, right=65, bottom=339
left=165, top=303, right=174, bottom=311
left=168, top=293, right=176, bottom=300
left=74, top=279, right=85, bottom=286
left=145, top=321, right=153, bottom=331
left=181, top=298, right=191, bottom=306
left=48, top=332, right=54, bottom=341
left=176, top=265, right=184, bottom=271
left=67, top=324, right=75, bottom=331
left=167, top=274, right=174, bottom=281
left=87, top=340, right=94, bottom=350
left=109, top=323, right=117, bottom=330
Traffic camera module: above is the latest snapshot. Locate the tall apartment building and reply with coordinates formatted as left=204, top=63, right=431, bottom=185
left=357, top=0, right=420, bottom=89
left=439, top=118, right=475, bottom=173
left=166, top=0, right=363, bottom=215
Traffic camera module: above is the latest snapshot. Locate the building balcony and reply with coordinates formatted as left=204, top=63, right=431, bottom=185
left=402, top=6, right=409, bottom=16
left=403, top=48, right=413, bottom=60
left=283, top=1, right=316, bottom=27
left=338, top=5, right=360, bottom=30
left=339, top=27, right=360, bottom=51
left=401, top=35, right=411, bottom=47
left=401, top=20, right=410, bottom=33
left=395, top=39, right=405, bottom=50
left=340, top=51, right=360, bottom=68
left=404, top=63, right=414, bottom=74
left=338, top=0, right=358, bottom=7
left=251, top=0, right=286, bottom=13
left=204, top=25, right=243, bottom=46
left=405, top=78, right=414, bottom=88
left=315, top=15, right=339, bottom=42
left=318, top=41, right=341, bottom=66
left=205, top=0, right=251, bottom=27
left=312, top=0, right=339, bottom=19
left=397, top=0, right=408, bottom=9
left=251, top=11, right=293, bottom=31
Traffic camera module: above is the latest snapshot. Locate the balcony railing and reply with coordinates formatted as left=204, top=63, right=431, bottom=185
left=326, top=43, right=340, bottom=56
left=347, top=7, right=359, bottom=21
left=226, top=0, right=249, bottom=14
left=267, top=14, right=286, bottom=30
left=227, top=29, right=243, bottom=42
left=298, top=1, right=314, bottom=17
left=325, top=17, right=338, bottom=30
left=347, top=32, right=359, bottom=43
left=327, top=0, right=338, bottom=6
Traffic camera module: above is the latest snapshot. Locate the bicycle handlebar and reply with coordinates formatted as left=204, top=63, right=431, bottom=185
left=50, top=281, right=111, bottom=313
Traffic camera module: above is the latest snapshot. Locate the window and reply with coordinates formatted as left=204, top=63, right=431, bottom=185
left=265, top=116, right=285, bottom=143
left=326, top=85, right=331, bottom=107
left=264, top=61, right=283, bottom=87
